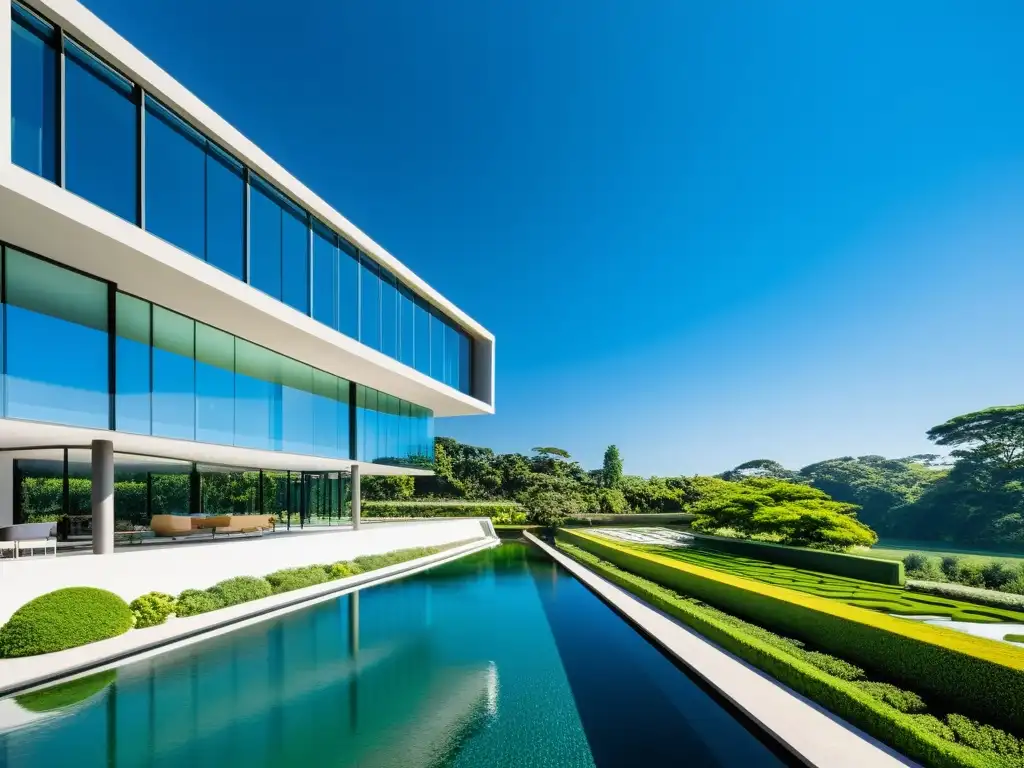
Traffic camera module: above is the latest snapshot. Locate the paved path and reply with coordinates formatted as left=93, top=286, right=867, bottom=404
left=526, top=532, right=919, bottom=768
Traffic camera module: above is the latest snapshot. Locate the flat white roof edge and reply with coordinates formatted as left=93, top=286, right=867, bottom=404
left=18, top=0, right=493, bottom=344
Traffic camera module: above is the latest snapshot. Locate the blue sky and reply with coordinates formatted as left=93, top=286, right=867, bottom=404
left=85, top=0, right=1024, bottom=476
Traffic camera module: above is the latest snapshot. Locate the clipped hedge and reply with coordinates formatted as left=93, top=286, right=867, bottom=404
left=558, top=528, right=1024, bottom=734
left=692, top=533, right=904, bottom=586
left=909, top=580, right=1024, bottom=612
left=207, top=576, right=273, bottom=606
left=129, top=592, right=177, bottom=629
left=175, top=589, right=224, bottom=617
left=363, top=501, right=523, bottom=520
left=266, top=566, right=330, bottom=594
left=0, top=587, right=134, bottom=658
left=555, top=540, right=1004, bottom=768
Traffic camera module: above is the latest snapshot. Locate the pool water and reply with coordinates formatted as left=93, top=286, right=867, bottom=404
left=0, top=543, right=787, bottom=767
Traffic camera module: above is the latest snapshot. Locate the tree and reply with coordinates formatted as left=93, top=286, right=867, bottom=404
left=597, top=487, right=628, bottom=514
left=927, top=405, right=1024, bottom=471
left=720, top=459, right=796, bottom=482
left=362, top=475, right=414, bottom=501
left=601, top=445, right=623, bottom=488
left=532, top=446, right=571, bottom=459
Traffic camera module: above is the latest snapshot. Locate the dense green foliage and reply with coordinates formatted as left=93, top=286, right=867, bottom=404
left=207, top=576, right=273, bottom=606
left=0, top=588, right=134, bottom=658
left=265, top=566, right=330, bottom=594
left=691, top=477, right=877, bottom=549
left=686, top=534, right=903, bottom=585
left=15, top=670, right=117, bottom=713
left=601, top=445, right=623, bottom=488
left=560, top=528, right=1024, bottom=735
left=908, top=582, right=1024, bottom=612
left=363, top=501, right=524, bottom=521
left=129, top=592, right=177, bottom=628
left=558, top=540, right=1024, bottom=768
left=175, top=589, right=224, bottom=617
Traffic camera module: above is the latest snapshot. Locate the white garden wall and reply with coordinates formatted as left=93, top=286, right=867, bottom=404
left=0, top=519, right=495, bottom=624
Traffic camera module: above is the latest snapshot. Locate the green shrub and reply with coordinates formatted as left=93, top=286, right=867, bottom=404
left=904, top=553, right=929, bottom=572
left=904, top=554, right=945, bottom=582
left=946, top=714, right=1024, bottom=759
left=265, top=566, right=329, bottom=594
left=1002, top=576, right=1024, bottom=597
left=981, top=562, right=1018, bottom=591
left=956, top=563, right=987, bottom=589
left=555, top=539, right=997, bottom=768
left=1005, top=634, right=1024, bottom=644
left=175, top=589, right=224, bottom=617
left=855, top=682, right=927, bottom=713
left=326, top=562, right=359, bottom=579
left=696, top=534, right=904, bottom=585
left=0, top=587, right=134, bottom=658
left=129, top=592, right=177, bottom=629
left=802, top=651, right=864, bottom=681
left=363, top=501, right=523, bottom=519
left=207, top=576, right=273, bottom=606
left=559, top=528, right=1024, bottom=734
left=15, top=670, right=117, bottom=713
left=941, top=556, right=961, bottom=580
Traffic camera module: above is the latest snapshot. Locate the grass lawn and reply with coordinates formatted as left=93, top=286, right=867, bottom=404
left=636, top=543, right=1024, bottom=624
left=859, top=539, right=1024, bottom=567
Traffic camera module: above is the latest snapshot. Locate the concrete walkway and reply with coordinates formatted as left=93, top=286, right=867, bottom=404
left=526, top=532, right=918, bottom=768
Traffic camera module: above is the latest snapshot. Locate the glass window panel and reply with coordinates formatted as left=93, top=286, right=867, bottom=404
left=399, top=399, right=411, bottom=460
left=380, top=270, right=398, bottom=359
left=144, top=98, right=205, bottom=258
left=65, top=41, right=137, bottom=222
left=281, top=206, right=310, bottom=315
left=445, top=322, right=459, bottom=388
left=151, top=468, right=191, bottom=515
left=5, top=248, right=109, bottom=428
left=115, top=293, right=151, bottom=435
left=386, top=394, right=399, bottom=460
left=206, top=146, right=245, bottom=279
left=459, top=331, right=472, bottom=395
left=414, top=297, right=430, bottom=375
left=152, top=306, right=195, bottom=440
left=14, top=457, right=64, bottom=523
left=355, top=385, right=365, bottom=461
left=338, top=240, right=359, bottom=338
left=426, top=409, right=435, bottom=461
left=359, top=256, right=380, bottom=350
left=430, top=310, right=445, bottom=381
left=337, top=379, right=350, bottom=459
left=234, top=338, right=279, bottom=451
left=312, top=370, right=340, bottom=458
left=249, top=178, right=283, bottom=301
left=196, top=323, right=234, bottom=445
left=10, top=5, right=57, bottom=181
left=399, top=285, right=415, bottom=368
left=312, top=222, right=337, bottom=329
left=281, top=358, right=314, bottom=455
left=362, top=387, right=378, bottom=462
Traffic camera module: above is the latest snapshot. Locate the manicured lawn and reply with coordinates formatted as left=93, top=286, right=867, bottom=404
left=638, top=544, right=1024, bottom=624
left=857, top=539, right=1024, bottom=567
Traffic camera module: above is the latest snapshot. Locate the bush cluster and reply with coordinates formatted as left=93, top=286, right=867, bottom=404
left=556, top=539, right=1020, bottom=768
left=129, top=592, right=177, bottom=628
left=207, top=576, right=273, bottom=607
left=906, top=553, right=1024, bottom=596
left=266, top=566, right=330, bottom=594
left=907, top=580, right=1024, bottom=612
left=364, top=502, right=523, bottom=520
left=175, top=589, right=224, bottom=617
left=559, top=528, right=1024, bottom=735
left=0, top=588, right=134, bottom=658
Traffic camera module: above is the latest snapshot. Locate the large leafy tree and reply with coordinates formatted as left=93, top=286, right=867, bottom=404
left=927, top=406, right=1024, bottom=471
left=720, top=459, right=796, bottom=482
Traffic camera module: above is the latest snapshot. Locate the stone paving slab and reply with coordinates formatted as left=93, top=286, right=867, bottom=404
left=526, top=531, right=918, bottom=768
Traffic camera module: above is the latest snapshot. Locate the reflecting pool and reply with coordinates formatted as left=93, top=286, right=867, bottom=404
left=0, top=543, right=787, bottom=767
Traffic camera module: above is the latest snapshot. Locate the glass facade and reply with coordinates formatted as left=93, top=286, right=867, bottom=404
left=11, top=450, right=350, bottom=529
left=0, top=244, right=433, bottom=466
left=8, top=1, right=475, bottom=396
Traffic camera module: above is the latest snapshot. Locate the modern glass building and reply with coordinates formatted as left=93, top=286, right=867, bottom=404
left=0, top=0, right=494, bottom=543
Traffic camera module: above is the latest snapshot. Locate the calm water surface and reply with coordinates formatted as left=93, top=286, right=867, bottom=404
left=0, top=543, right=786, bottom=767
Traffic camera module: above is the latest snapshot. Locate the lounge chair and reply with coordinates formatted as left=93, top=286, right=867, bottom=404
left=212, top=515, right=276, bottom=536
left=150, top=515, right=207, bottom=538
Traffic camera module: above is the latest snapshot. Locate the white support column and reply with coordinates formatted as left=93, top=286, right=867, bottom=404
left=91, top=439, right=114, bottom=554
left=0, top=0, right=11, bottom=168
left=0, top=456, right=14, bottom=527
left=351, top=464, right=360, bottom=530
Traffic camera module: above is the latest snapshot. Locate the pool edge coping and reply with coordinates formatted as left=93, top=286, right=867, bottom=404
left=0, top=535, right=500, bottom=699
left=525, top=531, right=919, bottom=768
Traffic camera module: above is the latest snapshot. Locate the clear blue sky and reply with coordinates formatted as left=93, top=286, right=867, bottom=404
left=85, top=0, right=1024, bottom=476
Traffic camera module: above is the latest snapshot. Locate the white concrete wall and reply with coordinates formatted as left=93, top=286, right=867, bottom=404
left=0, top=519, right=494, bottom=624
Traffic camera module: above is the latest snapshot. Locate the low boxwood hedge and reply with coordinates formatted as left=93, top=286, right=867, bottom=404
left=0, top=587, right=135, bottom=658
left=265, top=566, right=329, bottom=594
left=558, top=528, right=1024, bottom=734
left=175, top=589, right=224, bottom=617
left=556, top=540, right=1008, bottom=768
left=129, top=592, right=177, bottom=628
left=364, top=501, right=523, bottom=520
left=207, top=576, right=273, bottom=606
left=693, top=533, right=904, bottom=585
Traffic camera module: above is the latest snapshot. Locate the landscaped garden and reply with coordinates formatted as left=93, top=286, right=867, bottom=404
left=558, top=528, right=1024, bottom=768
left=629, top=540, right=1024, bottom=624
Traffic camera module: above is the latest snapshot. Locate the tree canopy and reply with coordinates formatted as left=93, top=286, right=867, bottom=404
left=601, top=445, right=623, bottom=488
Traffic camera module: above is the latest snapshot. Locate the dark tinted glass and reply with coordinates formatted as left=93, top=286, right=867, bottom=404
left=312, top=223, right=337, bottom=329
left=359, top=256, right=380, bottom=351
left=10, top=5, right=57, bottom=180
left=281, top=205, right=310, bottom=315
left=380, top=270, right=398, bottom=359
left=249, top=178, right=283, bottom=301
left=206, top=146, right=245, bottom=279
left=338, top=240, right=359, bottom=338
